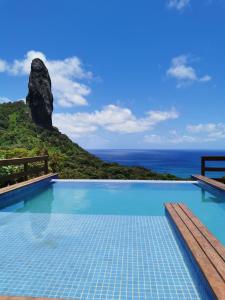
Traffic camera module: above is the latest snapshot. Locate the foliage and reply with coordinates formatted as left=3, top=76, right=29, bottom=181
left=0, top=154, right=19, bottom=177
left=0, top=101, right=179, bottom=180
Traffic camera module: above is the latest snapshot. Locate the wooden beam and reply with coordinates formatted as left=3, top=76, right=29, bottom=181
left=205, top=167, right=225, bottom=172
left=202, top=156, right=225, bottom=161
left=0, top=156, right=49, bottom=166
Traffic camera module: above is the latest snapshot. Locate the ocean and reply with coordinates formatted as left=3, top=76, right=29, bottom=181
left=89, top=149, right=225, bottom=178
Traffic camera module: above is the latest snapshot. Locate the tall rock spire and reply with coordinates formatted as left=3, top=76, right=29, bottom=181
left=26, top=58, right=53, bottom=129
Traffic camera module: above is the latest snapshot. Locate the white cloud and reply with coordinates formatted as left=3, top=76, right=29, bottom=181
left=187, top=123, right=225, bottom=141
left=0, top=59, right=7, bottom=72
left=143, top=134, right=164, bottom=144
left=166, top=124, right=225, bottom=144
left=167, top=0, right=190, bottom=10
left=144, top=122, right=225, bottom=145
left=0, top=50, right=92, bottom=107
left=144, top=130, right=195, bottom=144
left=53, top=105, right=179, bottom=138
left=167, top=55, right=211, bottom=87
left=187, top=123, right=218, bottom=133
left=0, top=96, right=12, bottom=103
left=146, top=123, right=225, bottom=145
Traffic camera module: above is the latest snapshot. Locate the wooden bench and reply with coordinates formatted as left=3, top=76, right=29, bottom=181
left=165, top=203, right=225, bottom=300
left=192, top=174, right=225, bottom=192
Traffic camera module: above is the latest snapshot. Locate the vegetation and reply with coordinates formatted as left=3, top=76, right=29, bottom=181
left=0, top=101, right=178, bottom=180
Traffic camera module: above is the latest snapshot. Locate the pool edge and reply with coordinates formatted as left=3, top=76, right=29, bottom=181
left=0, top=173, right=58, bottom=197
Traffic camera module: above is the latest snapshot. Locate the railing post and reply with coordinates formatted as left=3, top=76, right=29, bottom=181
left=24, top=162, right=28, bottom=181
left=44, top=157, right=48, bottom=174
left=201, top=158, right=205, bottom=176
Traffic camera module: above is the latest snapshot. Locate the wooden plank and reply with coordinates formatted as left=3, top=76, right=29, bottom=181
left=0, top=156, right=48, bottom=166
left=165, top=203, right=225, bottom=300
left=172, top=204, right=225, bottom=282
left=0, top=173, right=58, bottom=196
left=192, top=175, right=225, bottom=192
left=179, top=204, right=225, bottom=261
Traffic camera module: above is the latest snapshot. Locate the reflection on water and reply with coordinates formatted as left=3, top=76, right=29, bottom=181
left=1, top=181, right=225, bottom=244
left=51, top=188, right=89, bottom=213
left=28, top=185, right=54, bottom=239
left=197, top=183, right=225, bottom=204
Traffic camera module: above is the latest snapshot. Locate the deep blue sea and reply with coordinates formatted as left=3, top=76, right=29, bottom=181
left=89, top=149, right=225, bottom=178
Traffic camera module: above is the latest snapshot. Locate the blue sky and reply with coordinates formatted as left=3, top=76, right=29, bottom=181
left=0, top=0, right=225, bottom=149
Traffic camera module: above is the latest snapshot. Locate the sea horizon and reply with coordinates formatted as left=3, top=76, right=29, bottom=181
left=89, top=149, right=225, bottom=178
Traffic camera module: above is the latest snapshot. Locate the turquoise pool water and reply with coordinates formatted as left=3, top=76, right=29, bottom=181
left=2, top=180, right=225, bottom=245
left=0, top=180, right=219, bottom=299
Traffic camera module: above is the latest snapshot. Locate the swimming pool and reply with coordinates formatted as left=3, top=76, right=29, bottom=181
left=2, top=180, right=225, bottom=245
left=0, top=179, right=223, bottom=300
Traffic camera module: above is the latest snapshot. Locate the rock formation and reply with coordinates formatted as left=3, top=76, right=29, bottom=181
left=26, top=58, right=53, bottom=129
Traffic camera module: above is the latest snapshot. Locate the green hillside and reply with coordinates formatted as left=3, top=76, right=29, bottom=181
left=0, top=101, right=178, bottom=180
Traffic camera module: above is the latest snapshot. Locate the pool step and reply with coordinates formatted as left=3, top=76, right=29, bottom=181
left=165, top=203, right=225, bottom=300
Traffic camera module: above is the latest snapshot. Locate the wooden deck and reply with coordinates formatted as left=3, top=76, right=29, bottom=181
left=165, top=203, right=225, bottom=300
left=0, top=173, right=58, bottom=196
left=192, top=174, right=225, bottom=192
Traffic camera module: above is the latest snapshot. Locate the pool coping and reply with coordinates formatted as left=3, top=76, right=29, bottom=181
left=52, top=179, right=197, bottom=183
left=165, top=203, right=225, bottom=300
left=0, top=173, right=58, bottom=196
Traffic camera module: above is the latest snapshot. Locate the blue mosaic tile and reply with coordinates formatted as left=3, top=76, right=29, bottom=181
left=0, top=213, right=210, bottom=299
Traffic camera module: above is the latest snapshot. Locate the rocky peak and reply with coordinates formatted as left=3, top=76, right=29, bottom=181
left=26, top=58, right=53, bottom=129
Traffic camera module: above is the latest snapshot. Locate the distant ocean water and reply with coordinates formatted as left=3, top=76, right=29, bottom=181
left=89, top=149, right=225, bottom=178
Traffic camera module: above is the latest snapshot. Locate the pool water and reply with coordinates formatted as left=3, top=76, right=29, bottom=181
left=2, top=180, right=225, bottom=245
left=0, top=179, right=222, bottom=300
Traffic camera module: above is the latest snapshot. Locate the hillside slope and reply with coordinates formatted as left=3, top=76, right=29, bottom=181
left=0, top=101, right=178, bottom=180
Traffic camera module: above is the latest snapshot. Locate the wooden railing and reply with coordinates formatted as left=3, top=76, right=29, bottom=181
left=0, top=155, right=49, bottom=184
left=201, top=156, right=225, bottom=176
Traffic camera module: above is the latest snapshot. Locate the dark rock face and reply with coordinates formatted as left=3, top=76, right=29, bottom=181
left=26, top=58, right=53, bottom=129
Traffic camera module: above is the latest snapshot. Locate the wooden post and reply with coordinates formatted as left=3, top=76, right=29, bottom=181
left=24, top=162, right=28, bottom=181
left=201, top=158, right=205, bottom=176
left=44, top=157, right=48, bottom=174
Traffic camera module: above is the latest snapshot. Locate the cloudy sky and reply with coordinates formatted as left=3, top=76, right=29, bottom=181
left=0, top=0, right=225, bottom=149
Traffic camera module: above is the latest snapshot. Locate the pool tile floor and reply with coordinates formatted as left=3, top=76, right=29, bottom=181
left=0, top=213, right=207, bottom=300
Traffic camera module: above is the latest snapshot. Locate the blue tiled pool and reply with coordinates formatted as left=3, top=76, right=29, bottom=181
left=2, top=180, right=225, bottom=245
left=0, top=179, right=221, bottom=299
